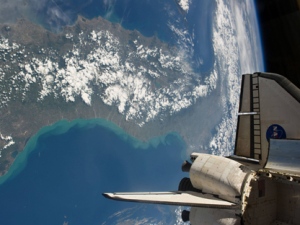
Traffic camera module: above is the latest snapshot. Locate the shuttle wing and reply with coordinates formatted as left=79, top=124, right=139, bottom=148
left=103, top=191, right=238, bottom=209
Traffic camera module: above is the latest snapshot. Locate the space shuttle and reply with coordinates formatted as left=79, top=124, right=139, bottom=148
left=103, top=72, right=300, bottom=224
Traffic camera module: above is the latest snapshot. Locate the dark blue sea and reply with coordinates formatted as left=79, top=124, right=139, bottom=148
left=0, top=119, right=186, bottom=224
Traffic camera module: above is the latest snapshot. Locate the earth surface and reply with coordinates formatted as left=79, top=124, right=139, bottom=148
left=0, top=0, right=264, bottom=224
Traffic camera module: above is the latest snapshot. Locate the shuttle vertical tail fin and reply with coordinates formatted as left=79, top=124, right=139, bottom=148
left=234, top=72, right=300, bottom=166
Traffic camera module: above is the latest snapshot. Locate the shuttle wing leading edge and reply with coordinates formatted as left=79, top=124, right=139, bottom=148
left=103, top=191, right=237, bottom=209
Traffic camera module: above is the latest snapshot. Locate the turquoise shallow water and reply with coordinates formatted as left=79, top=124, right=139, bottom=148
left=0, top=119, right=186, bottom=224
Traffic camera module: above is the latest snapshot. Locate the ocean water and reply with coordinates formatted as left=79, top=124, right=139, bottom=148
left=0, top=119, right=186, bottom=224
left=187, top=0, right=216, bottom=73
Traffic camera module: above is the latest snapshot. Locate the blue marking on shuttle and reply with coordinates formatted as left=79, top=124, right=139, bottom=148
left=266, top=124, right=286, bottom=141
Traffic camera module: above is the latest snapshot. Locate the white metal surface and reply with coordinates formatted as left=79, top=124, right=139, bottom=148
left=259, top=76, right=300, bottom=165
left=103, top=191, right=237, bottom=208
left=265, top=139, right=300, bottom=175
left=190, top=154, right=252, bottom=202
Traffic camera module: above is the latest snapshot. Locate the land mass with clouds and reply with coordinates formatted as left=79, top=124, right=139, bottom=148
left=0, top=16, right=221, bottom=175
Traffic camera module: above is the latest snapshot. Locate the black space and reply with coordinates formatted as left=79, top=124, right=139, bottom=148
left=255, top=0, right=300, bottom=88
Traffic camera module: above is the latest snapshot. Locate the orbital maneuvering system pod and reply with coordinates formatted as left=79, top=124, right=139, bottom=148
left=103, top=73, right=300, bottom=225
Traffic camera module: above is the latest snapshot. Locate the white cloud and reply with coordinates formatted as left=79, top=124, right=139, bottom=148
left=178, top=0, right=191, bottom=12
left=209, top=0, right=263, bottom=156
left=0, top=132, right=15, bottom=157
left=208, top=0, right=240, bottom=156
left=175, top=206, right=190, bottom=225
left=0, top=27, right=218, bottom=126
left=104, top=206, right=165, bottom=225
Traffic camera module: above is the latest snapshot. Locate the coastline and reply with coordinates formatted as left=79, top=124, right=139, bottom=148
left=0, top=118, right=186, bottom=185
